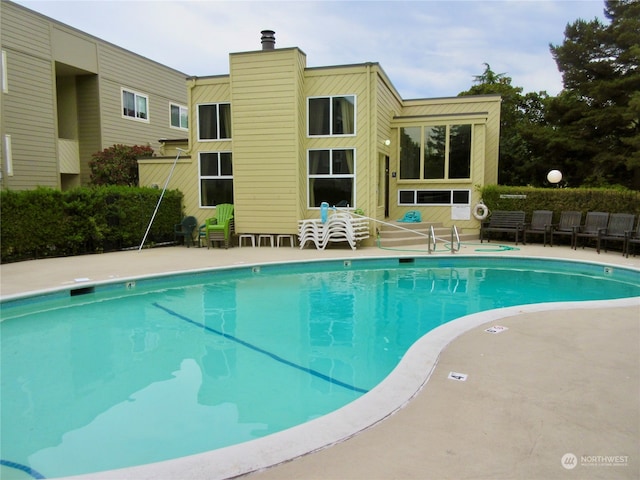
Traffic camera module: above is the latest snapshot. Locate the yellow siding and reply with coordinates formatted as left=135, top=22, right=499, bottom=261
left=295, top=52, right=308, bottom=225
left=374, top=67, right=403, bottom=221
left=150, top=77, right=234, bottom=227
left=303, top=66, right=372, bottom=217
left=230, top=48, right=306, bottom=234
left=138, top=157, right=202, bottom=222
left=138, top=47, right=500, bottom=241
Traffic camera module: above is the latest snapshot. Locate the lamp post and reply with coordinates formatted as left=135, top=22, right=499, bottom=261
left=547, top=169, right=562, bottom=187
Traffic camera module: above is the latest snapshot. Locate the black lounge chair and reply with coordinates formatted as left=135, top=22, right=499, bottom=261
left=550, top=211, right=581, bottom=247
left=523, top=210, right=553, bottom=246
left=597, top=213, right=635, bottom=254
left=574, top=212, right=609, bottom=250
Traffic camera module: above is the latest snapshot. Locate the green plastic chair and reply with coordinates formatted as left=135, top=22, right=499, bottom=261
left=205, top=204, right=234, bottom=249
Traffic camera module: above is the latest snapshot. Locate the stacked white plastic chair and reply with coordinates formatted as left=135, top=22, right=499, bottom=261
left=321, top=213, right=356, bottom=249
left=350, top=214, right=370, bottom=244
left=298, top=210, right=369, bottom=250
left=297, top=218, right=325, bottom=249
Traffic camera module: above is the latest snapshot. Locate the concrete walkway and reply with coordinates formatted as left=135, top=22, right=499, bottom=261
left=1, top=244, right=639, bottom=480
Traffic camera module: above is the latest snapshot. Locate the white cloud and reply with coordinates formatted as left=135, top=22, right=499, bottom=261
left=14, top=0, right=606, bottom=97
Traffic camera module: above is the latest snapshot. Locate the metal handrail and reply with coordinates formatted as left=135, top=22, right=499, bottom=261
left=428, top=225, right=437, bottom=254
left=451, top=225, right=461, bottom=253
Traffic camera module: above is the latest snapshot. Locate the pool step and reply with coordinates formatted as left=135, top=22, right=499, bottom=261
left=376, top=222, right=479, bottom=248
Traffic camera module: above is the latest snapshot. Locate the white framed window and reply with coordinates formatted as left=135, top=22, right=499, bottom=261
left=199, top=152, right=233, bottom=207
left=122, top=88, right=149, bottom=121
left=398, top=189, right=470, bottom=206
left=399, top=124, right=472, bottom=180
left=2, top=50, right=8, bottom=93
left=308, top=95, right=356, bottom=136
left=170, top=103, right=188, bottom=130
left=197, top=103, right=231, bottom=141
left=307, top=148, right=355, bottom=208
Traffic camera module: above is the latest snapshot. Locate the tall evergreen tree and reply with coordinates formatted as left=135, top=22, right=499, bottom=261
left=549, top=0, right=640, bottom=189
left=460, top=64, right=550, bottom=185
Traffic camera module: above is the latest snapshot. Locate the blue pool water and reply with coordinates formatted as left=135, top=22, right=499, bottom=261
left=1, top=256, right=639, bottom=478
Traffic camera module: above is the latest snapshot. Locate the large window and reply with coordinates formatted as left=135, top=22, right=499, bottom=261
left=399, top=124, right=471, bottom=180
left=170, top=103, right=188, bottom=130
left=122, top=89, right=148, bottom=121
left=198, top=103, right=231, bottom=140
left=199, top=152, right=233, bottom=207
left=308, top=95, right=355, bottom=136
left=308, top=149, right=355, bottom=208
left=398, top=189, right=470, bottom=206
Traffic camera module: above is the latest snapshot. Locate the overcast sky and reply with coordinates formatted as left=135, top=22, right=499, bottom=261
left=14, top=0, right=607, bottom=99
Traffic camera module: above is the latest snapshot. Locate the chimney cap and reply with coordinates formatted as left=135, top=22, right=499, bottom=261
left=261, top=30, right=276, bottom=50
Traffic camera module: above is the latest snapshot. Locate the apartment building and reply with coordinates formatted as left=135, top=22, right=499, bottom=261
left=0, top=0, right=188, bottom=190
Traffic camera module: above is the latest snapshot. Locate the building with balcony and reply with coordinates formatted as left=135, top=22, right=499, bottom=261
left=0, top=0, right=188, bottom=190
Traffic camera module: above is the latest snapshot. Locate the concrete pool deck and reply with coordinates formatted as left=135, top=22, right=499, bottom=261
left=1, top=243, right=639, bottom=480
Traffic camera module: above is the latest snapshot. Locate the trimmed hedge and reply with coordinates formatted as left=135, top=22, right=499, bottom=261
left=1, top=186, right=183, bottom=263
left=479, top=185, right=640, bottom=222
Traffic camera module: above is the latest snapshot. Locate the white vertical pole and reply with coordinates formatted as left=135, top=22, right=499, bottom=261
left=138, top=149, right=184, bottom=252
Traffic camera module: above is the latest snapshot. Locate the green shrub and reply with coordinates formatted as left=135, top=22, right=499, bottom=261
left=1, top=186, right=183, bottom=263
left=89, top=144, right=154, bottom=186
left=479, top=185, right=640, bottom=222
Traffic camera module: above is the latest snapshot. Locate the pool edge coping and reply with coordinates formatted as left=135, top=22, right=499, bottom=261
left=2, top=253, right=639, bottom=304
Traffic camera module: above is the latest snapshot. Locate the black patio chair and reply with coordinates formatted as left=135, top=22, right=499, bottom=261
left=597, top=213, right=635, bottom=254
left=523, top=210, right=553, bottom=246
left=624, top=220, right=640, bottom=258
left=574, top=212, right=609, bottom=250
left=550, top=211, right=581, bottom=247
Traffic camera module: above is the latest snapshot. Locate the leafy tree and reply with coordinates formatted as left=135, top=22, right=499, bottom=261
left=89, top=144, right=154, bottom=186
left=548, top=0, right=640, bottom=188
left=459, top=63, right=550, bottom=185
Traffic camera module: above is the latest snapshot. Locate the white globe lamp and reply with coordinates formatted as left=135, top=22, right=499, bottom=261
left=547, top=170, right=562, bottom=185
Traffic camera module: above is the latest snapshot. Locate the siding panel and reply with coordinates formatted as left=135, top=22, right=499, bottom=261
left=1, top=2, right=52, bottom=58
left=229, top=49, right=305, bottom=234
left=1, top=47, right=57, bottom=189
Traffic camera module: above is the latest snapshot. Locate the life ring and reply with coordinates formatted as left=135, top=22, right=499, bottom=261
left=473, top=203, right=489, bottom=220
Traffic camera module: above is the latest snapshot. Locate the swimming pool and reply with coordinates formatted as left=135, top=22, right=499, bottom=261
left=1, top=256, right=639, bottom=479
